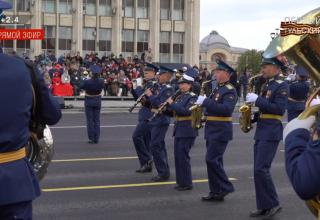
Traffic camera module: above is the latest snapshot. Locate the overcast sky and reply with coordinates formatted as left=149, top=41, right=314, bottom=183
left=200, top=0, right=320, bottom=50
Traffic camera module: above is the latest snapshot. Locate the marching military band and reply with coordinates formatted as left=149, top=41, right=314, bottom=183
left=1, top=0, right=320, bottom=219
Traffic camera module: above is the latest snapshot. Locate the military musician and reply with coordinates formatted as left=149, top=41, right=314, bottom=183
left=145, top=68, right=174, bottom=182
left=246, top=58, right=289, bottom=218
left=285, top=66, right=310, bottom=122
left=195, top=60, right=238, bottom=201
left=131, top=65, right=157, bottom=173
left=166, top=70, right=198, bottom=191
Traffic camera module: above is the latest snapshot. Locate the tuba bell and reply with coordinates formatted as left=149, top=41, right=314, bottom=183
left=27, top=125, right=54, bottom=181
left=264, top=7, right=320, bottom=218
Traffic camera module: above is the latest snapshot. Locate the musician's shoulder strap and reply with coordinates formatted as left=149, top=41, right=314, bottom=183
left=24, top=60, right=43, bottom=131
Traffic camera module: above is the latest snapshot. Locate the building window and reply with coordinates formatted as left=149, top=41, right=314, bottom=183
left=159, top=31, right=170, bottom=62
left=83, top=27, right=96, bottom=55
left=59, top=26, right=72, bottom=51
left=122, top=0, right=134, bottom=17
left=122, top=29, right=134, bottom=58
left=173, top=32, right=184, bottom=63
left=83, top=0, right=96, bottom=15
left=137, top=0, right=149, bottom=19
left=59, top=0, right=72, bottom=14
left=17, top=0, right=31, bottom=11
left=99, top=28, right=112, bottom=54
left=42, top=26, right=56, bottom=51
left=99, top=0, right=112, bottom=16
left=160, top=0, right=170, bottom=20
left=137, top=30, right=149, bottom=56
left=42, top=0, right=56, bottom=13
left=173, top=0, right=184, bottom=20
left=16, top=24, right=31, bottom=57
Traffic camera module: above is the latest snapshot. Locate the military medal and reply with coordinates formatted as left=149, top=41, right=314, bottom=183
left=266, top=90, right=272, bottom=98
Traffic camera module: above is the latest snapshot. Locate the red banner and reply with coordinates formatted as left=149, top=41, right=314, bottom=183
left=0, top=29, right=44, bottom=40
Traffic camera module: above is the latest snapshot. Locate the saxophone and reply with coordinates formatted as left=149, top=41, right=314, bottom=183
left=189, top=80, right=213, bottom=129
left=239, top=74, right=262, bottom=133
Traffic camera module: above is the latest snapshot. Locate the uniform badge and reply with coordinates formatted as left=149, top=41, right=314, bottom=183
left=215, top=93, right=220, bottom=101
left=266, top=90, right=272, bottom=98
left=228, top=94, right=235, bottom=100
left=280, top=89, right=288, bottom=96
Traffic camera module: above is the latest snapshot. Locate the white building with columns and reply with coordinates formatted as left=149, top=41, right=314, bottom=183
left=1, top=0, right=200, bottom=65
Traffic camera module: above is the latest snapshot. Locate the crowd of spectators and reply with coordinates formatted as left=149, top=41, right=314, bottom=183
left=31, top=50, right=149, bottom=97
left=10, top=50, right=257, bottom=99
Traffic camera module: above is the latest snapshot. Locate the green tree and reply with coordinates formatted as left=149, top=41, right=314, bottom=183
left=237, top=50, right=263, bottom=74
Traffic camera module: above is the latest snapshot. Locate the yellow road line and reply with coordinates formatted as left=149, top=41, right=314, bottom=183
left=43, top=178, right=238, bottom=192
left=52, top=156, right=138, bottom=163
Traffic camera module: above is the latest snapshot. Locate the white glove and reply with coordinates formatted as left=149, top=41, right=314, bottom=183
left=195, top=95, right=206, bottom=105
left=136, top=77, right=143, bottom=87
left=287, top=73, right=296, bottom=81
left=310, top=96, right=320, bottom=107
left=283, top=116, right=315, bottom=143
left=246, top=93, right=258, bottom=103
left=132, top=81, right=137, bottom=90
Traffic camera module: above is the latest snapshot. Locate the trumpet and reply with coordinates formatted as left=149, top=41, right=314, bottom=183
left=148, top=90, right=182, bottom=121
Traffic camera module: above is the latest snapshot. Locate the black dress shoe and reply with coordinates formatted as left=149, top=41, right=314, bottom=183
left=250, top=209, right=268, bottom=217
left=151, top=175, right=170, bottom=182
left=250, top=206, right=282, bottom=218
left=262, top=206, right=282, bottom=219
left=201, top=192, right=229, bottom=202
left=174, top=185, right=193, bottom=191
left=136, top=164, right=152, bottom=173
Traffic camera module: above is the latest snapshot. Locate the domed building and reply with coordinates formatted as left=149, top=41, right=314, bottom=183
left=199, top=31, right=248, bottom=70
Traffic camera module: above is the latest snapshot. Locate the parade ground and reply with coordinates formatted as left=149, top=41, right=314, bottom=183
left=33, top=112, right=314, bottom=220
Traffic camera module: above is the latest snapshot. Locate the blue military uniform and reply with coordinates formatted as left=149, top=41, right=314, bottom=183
left=0, top=53, right=61, bottom=218
left=284, top=119, right=320, bottom=218
left=148, top=69, right=174, bottom=181
left=80, top=65, right=104, bottom=144
left=252, top=59, right=289, bottom=213
left=167, top=73, right=198, bottom=190
left=131, top=78, right=157, bottom=172
left=286, top=66, right=310, bottom=122
left=285, top=127, right=320, bottom=200
left=200, top=60, right=238, bottom=200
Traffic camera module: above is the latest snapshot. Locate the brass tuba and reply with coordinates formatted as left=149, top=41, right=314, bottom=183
left=263, top=7, right=320, bottom=218
left=189, top=80, right=213, bottom=129
left=239, top=74, right=262, bottom=133
left=27, top=126, right=54, bottom=181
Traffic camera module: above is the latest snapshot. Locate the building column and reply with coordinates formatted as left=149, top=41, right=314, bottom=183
left=149, top=0, right=160, bottom=62
left=111, top=0, right=122, bottom=56
left=72, top=0, right=83, bottom=55
left=30, top=0, right=42, bottom=59
left=55, top=0, right=59, bottom=57
left=133, top=0, right=137, bottom=55
left=184, top=0, right=200, bottom=66
left=96, top=0, right=100, bottom=53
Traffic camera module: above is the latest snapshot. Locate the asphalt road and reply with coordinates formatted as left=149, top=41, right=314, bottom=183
left=33, top=113, right=314, bottom=220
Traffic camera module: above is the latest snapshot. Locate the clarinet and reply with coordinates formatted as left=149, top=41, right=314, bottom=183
left=148, top=89, right=181, bottom=121
left=128, top=79, right=157, bottom=113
